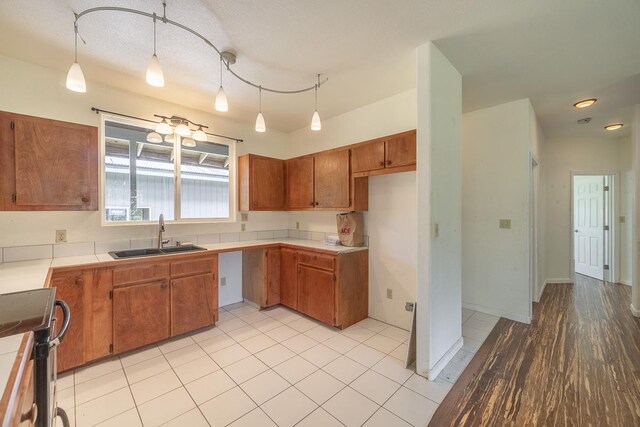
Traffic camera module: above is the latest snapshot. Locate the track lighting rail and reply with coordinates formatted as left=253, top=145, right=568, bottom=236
left=73, top=5, right=327, bottom=95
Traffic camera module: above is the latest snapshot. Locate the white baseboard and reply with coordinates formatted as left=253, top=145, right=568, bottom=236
left=427, top=337, right=463, bottom=381
left=620, top=279, right=632, bottom=287
left=463, top=302, right=531, bottom=324
left=544, top=278, right=573, bottom=284
left=631, top=304, right=640, bottom=317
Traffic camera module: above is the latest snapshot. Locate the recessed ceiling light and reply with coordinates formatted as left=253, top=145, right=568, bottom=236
left=573, top=99, right=597, bottom=108
left=604, top=123, right=623, bottom=131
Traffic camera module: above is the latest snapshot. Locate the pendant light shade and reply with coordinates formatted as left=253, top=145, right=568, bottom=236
left=181, top=137, right=196, bottom=147
left=146, top=54, right=164, bottom=87
left=146, top=16, right=164, bottom=87
left=66, top=62, right=86, bottom=93
left=215, top=86, right=228, bottom=112
left=175, top=122, right=191, bottom=137
left=255, top=112, right=266, bottom=132
left=146, top=131, right=162, bottom=143
left=164, top=133, right=175, bottom=143
left=311, top=110, right=321, bottom=131
left=155, top=119, right=173, bottom=135
left=192, top=127, right=207, bottom=142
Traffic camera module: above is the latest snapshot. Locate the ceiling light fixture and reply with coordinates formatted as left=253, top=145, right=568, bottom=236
left=310, top=75, right=322, bottom=131
left=155, top=118, right=173, bottom=135
left=146, top=131, right=163, bottom=143
left=192, top=127, right=208, bottom=142
left=604, top=123, right=623, bottom=131
left=255, top=87, right=266, bottom=132
left=68, top=1, right=327, bottom=132
left=181, top=137, right=197, bottom=148
left=145, top=14, right=164, bottom=87
left=573, top=98, right=597, bottom=108
left=174, top=121, right=191, bottom=137
left=66, top=22, right=86, bottom=93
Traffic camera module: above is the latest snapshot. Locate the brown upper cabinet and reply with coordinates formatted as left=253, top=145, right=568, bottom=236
left=351, top=129, right=416, bottom=177
left=285, top=149, right=361, bottom=210
left=238, top=154, right=285, bottom=211
left=0, top=111, right=98, bottom=211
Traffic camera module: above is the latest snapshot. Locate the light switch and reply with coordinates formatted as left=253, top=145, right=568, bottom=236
left=386, top=288, right=393, bottom=299
left=241, top=213, right=248, bottom=222
left=620, top=216, right=626, bottom=224
left=241, top=223, right=246, bottom=231
left=499, top=219, right=512, bottom=229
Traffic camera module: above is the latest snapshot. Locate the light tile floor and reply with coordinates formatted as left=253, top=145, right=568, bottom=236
left=55, top=304, right=498, bottom=427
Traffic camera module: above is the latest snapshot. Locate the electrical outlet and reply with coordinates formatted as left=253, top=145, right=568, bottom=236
left=241, top=223, right=246, bottom=231
left=55, top=230, right=67, bottom=243
left=241, top=213, right=248, bottom=222
left=620, top=216, right=626, bottom=224
left=386, top=288, right=393, bottom=299
left=220, top=277, right=227, bottom=286
left=296, top=222, right=300, bottom=230
left=499, top=219, right=512, bottom=229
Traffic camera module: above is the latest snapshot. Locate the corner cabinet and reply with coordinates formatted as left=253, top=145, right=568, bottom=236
left=0, top=111, right=98, bottom=211
left=238, top=154, right=285, bottom=211
left=351, top=129, right=416, bottom=177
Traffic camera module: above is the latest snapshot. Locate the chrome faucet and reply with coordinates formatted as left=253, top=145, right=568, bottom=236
left=157, top=214, right=170, bottom=249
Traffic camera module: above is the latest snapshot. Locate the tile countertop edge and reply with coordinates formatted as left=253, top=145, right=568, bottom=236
left=0, top=238, right=368, bottom=412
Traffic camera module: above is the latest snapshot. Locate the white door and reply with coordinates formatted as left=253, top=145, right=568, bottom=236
left=573, top=175, right=604, bottom=280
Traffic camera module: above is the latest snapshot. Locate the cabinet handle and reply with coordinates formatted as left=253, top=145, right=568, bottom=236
left=386, top=160, right=392, bottom=166
left=20, top=403, right=37, bottom=424
left=378, top=161, right=385, bottom=166
left=81, top=194, right=90, bottom=203
left=75, top=278, right=84, bottom=285
left=310, top=202, right=315, bottom=207
left=161, top=282, right=168, bottom=288
left=314, top=202, right=319, bottom=206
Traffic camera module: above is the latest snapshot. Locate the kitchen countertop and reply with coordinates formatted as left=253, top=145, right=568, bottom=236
left=0, top=238, right=366, bottom=407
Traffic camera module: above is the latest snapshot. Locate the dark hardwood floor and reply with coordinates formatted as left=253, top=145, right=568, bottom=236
left=430, top=275, right=640, bottom=426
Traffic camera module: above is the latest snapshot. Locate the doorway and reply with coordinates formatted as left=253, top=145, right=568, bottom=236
left=571, top=173, right=617, bottom=282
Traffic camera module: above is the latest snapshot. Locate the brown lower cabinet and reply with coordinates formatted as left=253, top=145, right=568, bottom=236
left=52, top=253, right=218, bottom=372
left=297, top=264, right=335, bottom=325
left=113, top=280, right=170, bottom=354
left=280, top=248, right=298, bottom=309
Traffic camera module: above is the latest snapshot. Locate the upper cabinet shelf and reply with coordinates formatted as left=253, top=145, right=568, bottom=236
left=351, top=130, right=416, bottom=177
left=0, top=111, right=98, bottom=211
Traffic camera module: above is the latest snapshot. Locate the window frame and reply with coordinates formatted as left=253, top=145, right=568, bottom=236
left=99, top=113, right=237, bottom=227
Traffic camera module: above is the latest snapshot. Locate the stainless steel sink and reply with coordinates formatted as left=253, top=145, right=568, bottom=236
left=109, top=245, right=206, bottom=259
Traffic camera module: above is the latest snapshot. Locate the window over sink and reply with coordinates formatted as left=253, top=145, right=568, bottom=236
left=101, top=115, right=235, bottom=225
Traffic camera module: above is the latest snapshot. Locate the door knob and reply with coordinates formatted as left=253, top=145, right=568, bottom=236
left=574, top=229, right=578, bottom=233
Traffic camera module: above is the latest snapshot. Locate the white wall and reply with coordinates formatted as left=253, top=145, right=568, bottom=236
left=0, top=55, right=290, bottom=247
left=218, top=251, right=244, bottom=306
left=288, top=89, right=418, bottom=329
left=462, top=99, right=533, bottom=323
left=416, top=42, right=462, bottom=380
left=529, top=105, right=546, bottom=302
left=631, top=105, right=640, bottom=315
left=544, top=135, right=631, bottom=282
left=619, top=136, right=633, bottom=285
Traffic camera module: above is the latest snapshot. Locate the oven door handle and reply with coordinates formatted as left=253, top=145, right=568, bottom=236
left=49, top=299, right=70, bottom=349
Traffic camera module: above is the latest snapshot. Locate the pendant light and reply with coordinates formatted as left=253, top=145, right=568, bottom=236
left=310, top=76, right=321, bottom=131
left=146, top=15, right=165, bottom=87
left=215, top=56, right=229, bottom=112
left=192, top=126, right=207, bottom=142
left=155, top=118, right=173, bottom=135
left=164, top=133, right=175, bottom=143
left=255, top=87, right=266, bottom=132
left=66, top=23, right=86, bottom=93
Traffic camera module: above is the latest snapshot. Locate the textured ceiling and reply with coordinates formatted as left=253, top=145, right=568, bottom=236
left=0, top=0, right=638, bottom=138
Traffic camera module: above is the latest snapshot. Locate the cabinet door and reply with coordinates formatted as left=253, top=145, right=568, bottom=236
left=265, top=248, right=281, bottom=307
left=113, top=281, right=170, bottom=353
left=314, top=150, right=350, bottom=209
left=13, top=116, right=97, bottom=210
left=351, top=140, right=385, bottom=173
left=285, top=157, right=314, bottom=209
left=51, top=270, right=89, bottom=372
left=385, top=131, right=416, bottom=168
left=250, top=156, right=285, bottom=210
left=280, top=248, right=298, bottom=309
left=171, top=273, right=217, bottom=336
left=297, top=265, right=335, bottom=325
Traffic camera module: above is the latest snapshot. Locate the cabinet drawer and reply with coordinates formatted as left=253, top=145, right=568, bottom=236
left=171, top=256, right=214, bottom=278
left=297, top=251, right=334, bottom=271
left=113, top=262, right=169, bottom=286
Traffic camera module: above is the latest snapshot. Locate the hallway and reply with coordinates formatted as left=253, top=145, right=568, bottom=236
left=430, top=275, right=640, bottom=426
